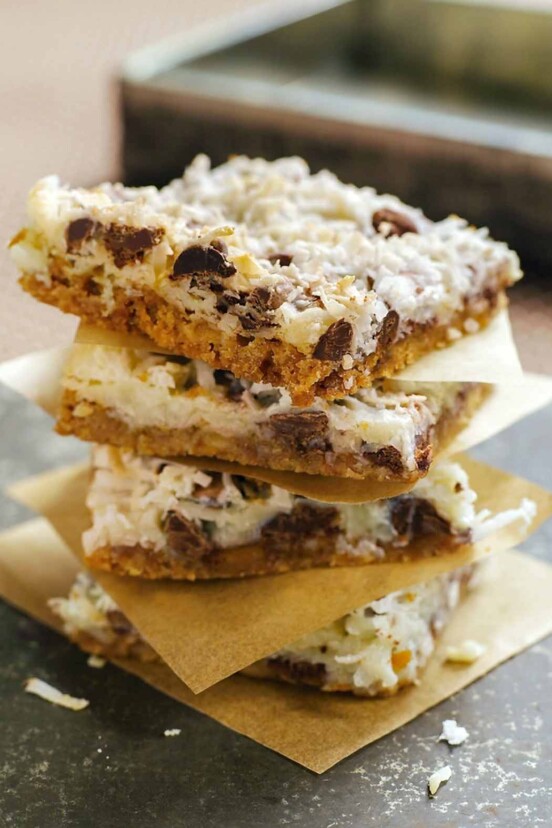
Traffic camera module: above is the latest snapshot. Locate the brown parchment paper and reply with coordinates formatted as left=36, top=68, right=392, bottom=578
left=8, top=455, right=552, bottom=693
left=1, top=346, right=550, bottom=503
left=76, top=308, right=523, bottom=384
left=1, top=519, right=551, bottom=774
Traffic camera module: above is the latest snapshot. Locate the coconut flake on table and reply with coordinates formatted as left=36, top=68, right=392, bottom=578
left=164, top=728, right=181, bottom=737
left=87, top=654, right=106, bottom=669
left=428, top=765, right=452, bottom=797
left=24, top=678, right=89, bottom=711
left=439, top=719, right=468, bottom=746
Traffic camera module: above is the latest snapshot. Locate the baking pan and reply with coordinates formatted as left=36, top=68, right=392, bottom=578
left=121, top=0, right=552, bottom=273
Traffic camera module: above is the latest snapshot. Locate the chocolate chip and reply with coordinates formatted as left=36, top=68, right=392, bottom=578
left=261, top=503, right=339, bottom=540
left=390, top=497, right=452, bottom=541
left=269, top=411, right=330, bottom=454
left=102, top=224, right=164, bottom=268
left=268, top=657, right=326, bottom=685
left=65, top=217, right=97, bottom=253
left=363, top=445, right=404, bottom=475
left=171, top=244, right=236, bottom=279
left=372, top=208, right=418, bottom=237
left=236, top=334, right=253, bottom=347
left=313, top=319, right=354, bottom=361
left=163, top=511, right=213, bottom=556
left=268, top=253, right=293, bottom=266
left=377, top=310, right=399, bottom=349
left=213, top=369, right=245, bottom=401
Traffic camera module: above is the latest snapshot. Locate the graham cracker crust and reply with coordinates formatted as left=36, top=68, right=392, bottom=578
left=85, top=533, right=467, bottom=581
left=21, top=267, right=506, bottom=405
left=56, top=383, right=488, bottom=482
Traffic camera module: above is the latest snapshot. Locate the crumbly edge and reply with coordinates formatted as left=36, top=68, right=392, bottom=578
left=85, top=533, right=466, bottom=581
left=244, top=568, right=473, bottom=696
left=56, top=383, right=487, bottom=482
left=21, top=267, right=506, bottom=405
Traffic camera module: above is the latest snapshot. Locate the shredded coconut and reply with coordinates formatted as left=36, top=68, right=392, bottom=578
left=445, top=639, right=487, bottom=663
left=428, top=765, right=452, bottom=796
left=439, top=719, right=469, bottom=746
left=24, top=678, right=89, bottom=711
left=164, top=728, right=182, bottom=737
left=14, top=155, right=522, bottom=357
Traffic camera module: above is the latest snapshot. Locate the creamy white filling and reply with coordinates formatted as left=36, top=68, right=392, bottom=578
left=82, top=447, right=530, bottom=559
left=274, top=566, right=473, bottom=692
left=64, top=345, right=464, bottom=469
left=13, top=155, right=521, bottom=356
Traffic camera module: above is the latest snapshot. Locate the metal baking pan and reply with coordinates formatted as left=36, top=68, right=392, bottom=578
left=120, top=0, right=552, bottom=273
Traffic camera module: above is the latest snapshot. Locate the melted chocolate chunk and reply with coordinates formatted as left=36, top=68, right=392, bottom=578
left=372, top=208, right=418, bottom=237
left=363, top=445, right=404, bottom=475
left=269, top=410, right=330, bottom=454
left=163, top=511, right=213, bottom=556
left=390, top=497, right=452, bottom=541
left=313, top=319, right=354, bottom=361
left=268, top=657, right=326, bottom=686
left=171, top=244, right=236, bottom=279
left=102, top=224, right=164, bottom=268
left=268, top=253, right=293, bottom=267
left=377, top=310, right=400, bottom=349
left=65, top=217, right=97, bottom=253
left=238, top=286, right=284, bottom=331
left=261, top=502, right=339, bottom=541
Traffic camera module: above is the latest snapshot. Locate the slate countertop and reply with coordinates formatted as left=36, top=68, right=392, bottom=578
left=0, top=382, right=551, bottom=828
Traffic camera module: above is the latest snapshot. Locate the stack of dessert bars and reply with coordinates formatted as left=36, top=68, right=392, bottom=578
left=10, top=155, right=533, bottom=697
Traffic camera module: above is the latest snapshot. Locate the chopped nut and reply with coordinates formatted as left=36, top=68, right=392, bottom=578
left=428, top=765, right=451, bottom=797
left=445, top=639, right=486, bottom=663
left=372, top=208, right=418, bottom=237
left=24, top=678, right=89, bottom=711
left=463, top=318, right=480, bottom=334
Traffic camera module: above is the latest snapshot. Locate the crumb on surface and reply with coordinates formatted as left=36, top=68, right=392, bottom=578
left=439, top=719, right=469, bottom=746
left=87, top=654, right=106, bottom=669
left=164, top=728, right=182, bottom=737
left=445, top=639, right=486, bottom=663
left=24, top=678, right=89, bottom=711
left=428, top=765, right=452, bottom=797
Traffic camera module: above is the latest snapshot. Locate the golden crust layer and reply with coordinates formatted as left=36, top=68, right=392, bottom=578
left=21, top=268, right=505, bottom=405
left=56, top=383, right=488, bottom=482
left=85, top=533, right=466, bottom=581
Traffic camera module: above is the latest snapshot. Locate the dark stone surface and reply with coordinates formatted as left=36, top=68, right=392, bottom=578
left=0, top=385, right=551, bottom=827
